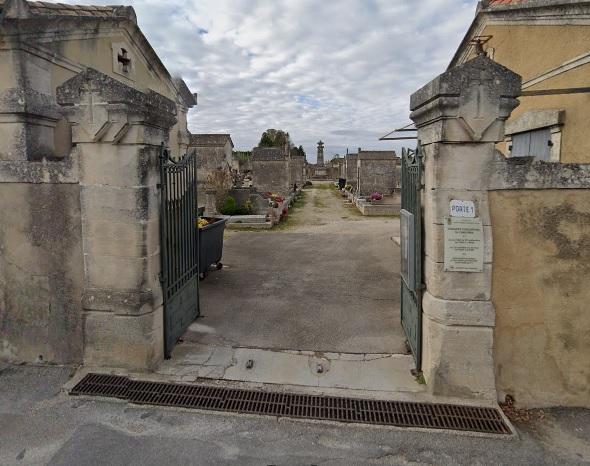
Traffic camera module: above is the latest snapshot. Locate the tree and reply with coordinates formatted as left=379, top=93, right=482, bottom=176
left=297, top=145, right=306, bottom=158
left=258, top=129, right=290, bottom=148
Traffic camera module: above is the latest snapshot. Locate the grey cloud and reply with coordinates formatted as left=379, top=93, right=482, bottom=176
left=45, top=0, right=477, bottom=161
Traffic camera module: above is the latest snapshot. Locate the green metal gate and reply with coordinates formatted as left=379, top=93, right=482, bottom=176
left=159, top=145, right=200, bottom=358
left=400, top=144, right=424, bottom=371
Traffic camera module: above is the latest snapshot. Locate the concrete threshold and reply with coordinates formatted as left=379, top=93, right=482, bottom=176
left=154, top=343, right=425, bottom=396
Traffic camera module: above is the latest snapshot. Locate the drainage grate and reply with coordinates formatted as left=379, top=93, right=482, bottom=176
left=69, top=373, right=130, bottom=399
left=70, top=374, right=511, bottom=435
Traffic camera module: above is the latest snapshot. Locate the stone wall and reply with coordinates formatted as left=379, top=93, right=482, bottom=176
left=344, top=154, right=358, bottom=185
left=290, top=155, right=305, bottom=187
left=410, top=55, right=521, bottom=401
left=251, top=148, right=291, bottom=195
left=0, top=182, right=84, bottom=364
left=356, top=151, right=397, bottom=196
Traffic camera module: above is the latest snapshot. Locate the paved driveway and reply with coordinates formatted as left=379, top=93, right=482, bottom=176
left=190, top=184, right=405, bottom=354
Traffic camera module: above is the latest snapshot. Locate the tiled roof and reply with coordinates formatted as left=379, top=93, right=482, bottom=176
left=189, top=134, right=233, bottom=147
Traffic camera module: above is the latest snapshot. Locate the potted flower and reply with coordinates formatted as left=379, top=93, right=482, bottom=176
left=344, top=184, right=353, bottom=191
left=370, top=192, right=383, bottom=205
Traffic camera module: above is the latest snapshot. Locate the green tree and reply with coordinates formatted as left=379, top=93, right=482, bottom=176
left=258, top=129, right=290, bottom=148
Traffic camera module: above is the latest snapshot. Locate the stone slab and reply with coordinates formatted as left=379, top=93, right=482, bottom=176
left=159, top=344, right=425, bottom=394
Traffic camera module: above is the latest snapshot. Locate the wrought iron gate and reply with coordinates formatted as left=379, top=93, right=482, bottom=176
left=400, top=144, right=424, bottom=371
left=159, top=145, right=199, bottom=358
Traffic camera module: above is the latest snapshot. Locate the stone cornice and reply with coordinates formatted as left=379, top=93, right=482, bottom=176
left=57, top=68, right=177, bottom=130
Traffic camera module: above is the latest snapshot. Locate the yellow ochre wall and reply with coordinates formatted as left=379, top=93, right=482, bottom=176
left=469, top=24, right=590, bottom=163
left=490, top=189, right=590, bottom=408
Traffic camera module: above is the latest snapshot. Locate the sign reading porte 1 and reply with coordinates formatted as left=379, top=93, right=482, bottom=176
left=444, top=200, right=484, bottom=273
left=449, top=199, right=476, bottom=218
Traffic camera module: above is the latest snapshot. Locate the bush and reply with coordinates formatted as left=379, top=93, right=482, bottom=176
left=220, top=196, right=255, bottom=215
left=220, top=196, right=238, bottom=215
left=303, top=181, right=313, bottom=188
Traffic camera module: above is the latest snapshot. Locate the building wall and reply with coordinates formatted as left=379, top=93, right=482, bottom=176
left=191, top=142, right=233, bottom=204
left=464, top=24, right=590, bottom=163
left=490, top=189, right=590, bottom=408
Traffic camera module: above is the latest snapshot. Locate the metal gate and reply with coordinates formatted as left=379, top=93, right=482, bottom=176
left=400, top=144, right=424, bottom=371
left=159, top=145, right=200, bottom=358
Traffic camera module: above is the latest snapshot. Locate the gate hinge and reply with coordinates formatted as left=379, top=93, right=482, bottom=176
left=158, top=272, right=164, bottom=283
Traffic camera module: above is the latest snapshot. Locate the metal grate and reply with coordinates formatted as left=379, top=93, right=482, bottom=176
left=70, top=374, right=511, bottom=435
left=69, top=373, right=130, bottom=399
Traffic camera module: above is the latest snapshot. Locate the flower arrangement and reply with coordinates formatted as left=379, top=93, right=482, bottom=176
left=370, top=192, right=383, bottom=201
left=197, top=217, right=211, bottom=229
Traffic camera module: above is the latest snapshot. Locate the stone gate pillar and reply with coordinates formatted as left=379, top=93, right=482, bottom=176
left=409, top=55, right=521, bottom=400
left=57, top=69, right=177, bottom=370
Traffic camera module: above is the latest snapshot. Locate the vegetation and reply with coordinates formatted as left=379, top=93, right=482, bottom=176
left=219, top=196, right=254, bottom=215
left=232, top=150, right=252, bottom=161
left=274, top=191, right=307, bottom=231
left=292, top=145, right=306, bottom=158
left=259, top=129, right=290, bottom=148
left=206, top=168, right=232, bottom=212
left=313, top=197, right=326, bottom=208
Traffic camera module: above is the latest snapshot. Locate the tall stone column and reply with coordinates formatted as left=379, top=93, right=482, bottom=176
left=409, top=55, right=521, bottom=400
left=57, top=68, right=177, bottom=370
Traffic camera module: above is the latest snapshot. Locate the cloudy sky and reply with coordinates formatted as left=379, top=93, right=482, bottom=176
left=54, top=0, right=477, bottom=161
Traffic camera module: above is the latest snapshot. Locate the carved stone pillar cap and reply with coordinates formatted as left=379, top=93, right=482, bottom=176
left=409, top=55, right=522, bottom=143
left=56, top=68, right=177, bottom=130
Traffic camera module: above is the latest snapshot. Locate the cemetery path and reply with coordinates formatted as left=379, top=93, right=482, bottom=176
left=189, top=182, right=405, bottom=354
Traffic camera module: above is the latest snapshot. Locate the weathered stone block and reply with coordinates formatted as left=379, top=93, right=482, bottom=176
left=422, top=291, right=495, bottom=327
left=424, top=255, right=491, bottom=301
left=422, top=315, right=496, bottom=400
left=78, top=143, right=160, bottom=187
left=83, top=307, right=164, bottom=370
left=423, top=143, right=497, bottom=191
left=82, top=218, right=159, bottom=259
left=424, top=221, right=493, bottom=264
left=84, top=254, right=156, bottom=291
left=80, top=184, right=159, bottom=223
left=423, top=188, right=491, bottom=226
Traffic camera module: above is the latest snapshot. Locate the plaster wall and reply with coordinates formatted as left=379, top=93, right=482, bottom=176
left=468, top=24, right=590, bottom=163
left=490, top=189, right=590, bottom=408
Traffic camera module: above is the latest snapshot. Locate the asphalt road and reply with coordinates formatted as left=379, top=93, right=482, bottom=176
left=1, top=365, right=589, bottom=465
